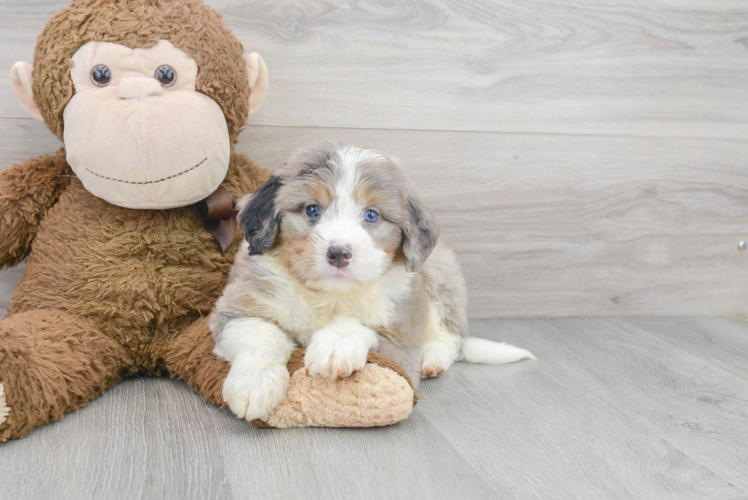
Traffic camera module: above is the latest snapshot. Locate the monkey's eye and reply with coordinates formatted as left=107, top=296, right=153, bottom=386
left=91, top=64, right=112, bottom=87
left=306, top=204, right=321, bottom=219
left=155, top=65, right=176, bottom=87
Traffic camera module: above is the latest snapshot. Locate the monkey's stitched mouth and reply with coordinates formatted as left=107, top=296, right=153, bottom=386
left=84, top=158, right=208, bottom=185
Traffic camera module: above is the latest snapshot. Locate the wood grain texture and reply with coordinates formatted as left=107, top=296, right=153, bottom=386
left=620, top=317, right=748, bottom=378
left=2, top=317, right=748, bottom=500
left=215, top=0, right=748, bottom=139
left=417, top=318, right=748, bottom=499
left=207, top=412, right=499, bottom=500
left=2, top=0, right=748, bottom=139
left=0, top=378, right=232, bottom=500
left=1, top=0, right=748, bottom=318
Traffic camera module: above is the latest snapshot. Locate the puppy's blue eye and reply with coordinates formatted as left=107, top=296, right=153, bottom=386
left=306, top=204, right=321, bottom=219
left=365, top=209, right=379, bottom=223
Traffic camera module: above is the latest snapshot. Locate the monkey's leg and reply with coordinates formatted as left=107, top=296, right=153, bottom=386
left=0, top=310, right=131, bottom=441
left=165, top=318, right=417, bottom=428
left=162, top=317, right=230, bottom=407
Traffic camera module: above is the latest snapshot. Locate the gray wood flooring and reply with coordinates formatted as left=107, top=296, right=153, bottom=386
left=1, top=317, right=747, bottom=499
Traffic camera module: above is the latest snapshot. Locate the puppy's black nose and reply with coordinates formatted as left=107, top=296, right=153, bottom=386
left=326, top=245, right=352, bottom=268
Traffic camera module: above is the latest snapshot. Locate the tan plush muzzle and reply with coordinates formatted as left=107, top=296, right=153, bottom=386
left=62, top=40, right=231, bottom=209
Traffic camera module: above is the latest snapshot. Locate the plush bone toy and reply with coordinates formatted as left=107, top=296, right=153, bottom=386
left=0, top=0, right=415, bottom=441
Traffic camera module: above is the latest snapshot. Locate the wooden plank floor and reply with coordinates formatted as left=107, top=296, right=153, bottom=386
left=0, top=316, right=746, bottom=499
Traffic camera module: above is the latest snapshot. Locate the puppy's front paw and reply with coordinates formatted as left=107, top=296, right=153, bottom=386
left=222, top=359, right=289, bottom=421
left=305, top=330, right=371, bottom=381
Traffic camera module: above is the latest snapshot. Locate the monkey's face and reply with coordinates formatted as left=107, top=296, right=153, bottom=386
left=58, top=40, right=230, bottom=209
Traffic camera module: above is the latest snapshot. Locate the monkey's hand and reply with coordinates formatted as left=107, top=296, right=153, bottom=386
left=0, top=152, right=72, bottom=269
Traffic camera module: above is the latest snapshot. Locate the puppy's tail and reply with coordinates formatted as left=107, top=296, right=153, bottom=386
left=460, top=337, right=537, bottom=365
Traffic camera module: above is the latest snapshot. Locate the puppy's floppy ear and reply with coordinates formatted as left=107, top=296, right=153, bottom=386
left=401, top=193, right=441, bottom=272
left=237, top=175, right=283, bottom=255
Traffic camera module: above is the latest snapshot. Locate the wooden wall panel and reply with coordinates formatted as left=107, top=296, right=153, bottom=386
left=1, top=0, right=746, bottom=318
left=2, top=1, right=748, bottom=138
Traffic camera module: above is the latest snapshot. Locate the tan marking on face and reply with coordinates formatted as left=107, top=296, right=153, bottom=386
left=310, top=180, right=332, bottom=208
left=354, top=181, right=404, bottom=263
left=275, top=223, right=320, bottom=284
left=354, top=183, right=386, bottom=209
left=377, top=224, right=404, bottom=263
left=391, top=246, right=407, bottom=266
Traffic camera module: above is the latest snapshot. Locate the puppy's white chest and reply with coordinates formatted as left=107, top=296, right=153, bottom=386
left=288, top=289, right=391, bottom=344
left=274, top=272, right=413, bottom=345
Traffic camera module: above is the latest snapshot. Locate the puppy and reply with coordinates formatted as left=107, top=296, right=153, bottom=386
left=210, top=143, right=535, bottom=421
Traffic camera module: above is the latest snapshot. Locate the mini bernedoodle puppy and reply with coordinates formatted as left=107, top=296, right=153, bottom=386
left=210, top=143, right=535, bottom=421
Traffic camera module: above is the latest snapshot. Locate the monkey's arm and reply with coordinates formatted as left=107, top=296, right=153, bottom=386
left=0, top=152, right=72, bottom=269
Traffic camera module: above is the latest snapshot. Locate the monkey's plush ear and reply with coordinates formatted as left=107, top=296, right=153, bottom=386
left=237, top=175, right=282, bottom=255
left=10, top=62, right=44, bottom=122
left=402, top=194, right=441, bottom=272
left=244, top=53, right=268, bottom=116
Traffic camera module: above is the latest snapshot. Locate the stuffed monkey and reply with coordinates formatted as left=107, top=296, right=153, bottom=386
left=0, top=0, right=415, bottom=441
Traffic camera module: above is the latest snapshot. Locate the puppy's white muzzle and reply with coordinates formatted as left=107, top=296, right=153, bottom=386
left=313, top=213, right=388, bottom=287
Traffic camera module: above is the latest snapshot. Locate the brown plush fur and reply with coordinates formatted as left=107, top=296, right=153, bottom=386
left=0, top=0, right=416, bottom=441
left=0, top=152, right=73, bottom=268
